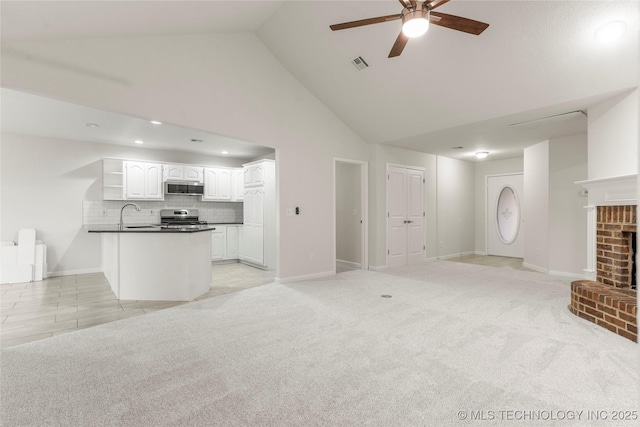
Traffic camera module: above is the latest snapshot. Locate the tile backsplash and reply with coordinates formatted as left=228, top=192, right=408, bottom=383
left=83, top=196, right=243, bottom=226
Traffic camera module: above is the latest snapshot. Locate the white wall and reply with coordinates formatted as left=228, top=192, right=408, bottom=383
left=1, top=32, right=369, bottom=281
left=523, top=141, right=550, bottom=272
left=474, top=157, right=524, bottom=253
left=0, top=133, right=244, bottom=275
left=587, top=89, right=638, bottom=180
left=548, top=133, right=588, bottom=277
left=335, top=162, right=361, bottom=265
left=436, top=156, right=475, bottom=259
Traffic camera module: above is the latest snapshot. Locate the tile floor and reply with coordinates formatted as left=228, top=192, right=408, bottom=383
left=1, top=262, right=275, bottom=349
left=445, top=254, right=537, bottom=272
left=1, top=255, right=530, bottom=349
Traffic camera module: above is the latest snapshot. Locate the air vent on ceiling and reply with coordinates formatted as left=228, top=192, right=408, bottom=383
left=190, top=138, right=204, bottom=143
left=351, top=56, right=369, bottom=71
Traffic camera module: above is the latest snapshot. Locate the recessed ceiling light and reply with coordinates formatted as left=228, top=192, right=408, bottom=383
left=475, top=151, right=489, bottom=159
left=221, top=151, right=229, bottom=155
left=134, top=140, right=144, bottom=144
left=150, top=120, right=162, bottom=125
left=595, top=21, right=626, bottom=42
left=85, top=123, right=99, bottom=127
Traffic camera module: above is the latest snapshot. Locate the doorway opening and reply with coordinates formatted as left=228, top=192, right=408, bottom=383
left=334, top=159, right=368, bottom=273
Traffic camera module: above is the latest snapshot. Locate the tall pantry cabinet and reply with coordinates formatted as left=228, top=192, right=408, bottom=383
left=240, top=159, right=275, bottom=270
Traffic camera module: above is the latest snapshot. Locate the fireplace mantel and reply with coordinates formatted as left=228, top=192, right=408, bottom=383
left=575, top=174, right=637, bottom=206
left=575, top=174, right=637, bottom=281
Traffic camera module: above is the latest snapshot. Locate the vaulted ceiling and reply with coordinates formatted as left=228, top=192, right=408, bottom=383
left=1, top=1, right=638, bottom=161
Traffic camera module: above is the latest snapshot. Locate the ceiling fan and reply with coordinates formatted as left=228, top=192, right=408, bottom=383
left=330, top=0, right=489, bottom=58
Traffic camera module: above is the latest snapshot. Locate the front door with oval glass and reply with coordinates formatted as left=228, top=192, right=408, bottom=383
left=487, top=174, right=524, bottom=257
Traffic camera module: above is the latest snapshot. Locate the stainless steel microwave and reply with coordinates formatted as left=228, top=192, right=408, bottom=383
left=165, top=181, right=204, bottom=196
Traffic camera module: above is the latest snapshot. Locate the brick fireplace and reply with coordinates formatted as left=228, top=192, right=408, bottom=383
left=596, top=205, right=637, bottom=290
left=569, top=201, right=637, bottom=342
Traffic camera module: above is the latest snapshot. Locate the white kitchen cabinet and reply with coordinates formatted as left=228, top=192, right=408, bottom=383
left=232, top=168, right=244, bottom=201
left=240, top=160, right=275, bottom=269
left=184, top=166, right=203, bottom=182
left=125, top=161, right=164, bottom=200
left=164, top=164, right=203, bottom=182
left=226, top=225, right=239, bottom=259
left=203, top=167, right=233, bottom=201
left=211, top=226, right=226, bottom=261
left=243, top=163, right=265, bottom=187
left=211, top=225, right=240, bottom=261
left=103, top=158, right=124, bottom=200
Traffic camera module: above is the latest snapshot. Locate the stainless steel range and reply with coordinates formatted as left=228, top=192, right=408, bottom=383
left=160, top=209, right=209, bottom=229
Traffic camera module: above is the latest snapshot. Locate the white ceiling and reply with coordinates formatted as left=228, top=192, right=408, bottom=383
left=1, top=0, right=637, bottom=162
left=0, top=88, right=275, bottom=159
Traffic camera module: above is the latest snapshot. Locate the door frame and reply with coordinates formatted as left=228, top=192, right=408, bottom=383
left=386, top=163, right=426, bottom=268
left=485, top=172, right=524, bottom=256
left=333, top=158, right=369, bottom=272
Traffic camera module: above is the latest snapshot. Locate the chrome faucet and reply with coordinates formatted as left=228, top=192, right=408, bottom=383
left=120, top=203, right=141, bottom=230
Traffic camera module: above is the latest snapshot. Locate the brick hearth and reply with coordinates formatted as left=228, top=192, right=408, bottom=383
left=569, top=280, right=637, bottom=342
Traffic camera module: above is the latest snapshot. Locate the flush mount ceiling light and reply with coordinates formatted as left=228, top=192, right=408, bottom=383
left=134, top=140, right=144, bottom=145
left=475, top=151, right=489, bottom=159
left=221, top=151, right=229, bottom=155
left=402, top=9, right=429, bottom=38
left=595, top=20, right=626, bottom=42
left=85, top=123, right=99, bottom=127
left=150, top=120, right=162, bottom=125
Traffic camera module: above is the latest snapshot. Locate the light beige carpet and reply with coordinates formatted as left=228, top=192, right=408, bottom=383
left=1, top=261, right=637, bottom=426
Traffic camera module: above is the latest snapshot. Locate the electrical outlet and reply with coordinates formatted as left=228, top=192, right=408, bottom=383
left=309, top=253, right=315, bottom=262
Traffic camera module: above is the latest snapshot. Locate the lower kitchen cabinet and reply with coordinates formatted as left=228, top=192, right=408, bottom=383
left=211, top=225, right=240, bottom=262
left=211, top=227, right=226, bottom=261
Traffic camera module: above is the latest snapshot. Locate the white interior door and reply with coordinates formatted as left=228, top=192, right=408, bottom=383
left=487, top=174, right=524, bottom=257
left=387, top=166, right=424, bottom=267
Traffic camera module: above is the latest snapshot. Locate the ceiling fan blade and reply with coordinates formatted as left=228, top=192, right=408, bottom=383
left=330, top=14, right=402, bottom=31
left=398, top=0, right=414, bottom=8
left=425, top=0, right=450, bottom=10
left=388, top=32, right=409, bottom=58
left=430, top=12, right=489, bottom=35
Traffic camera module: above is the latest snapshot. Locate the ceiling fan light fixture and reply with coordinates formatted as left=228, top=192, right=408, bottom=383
left=402, top=10, right=429, bottom=38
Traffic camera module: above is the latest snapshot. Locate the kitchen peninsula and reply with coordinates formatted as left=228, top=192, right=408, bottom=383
left=87, top=225, right=214, bottom=301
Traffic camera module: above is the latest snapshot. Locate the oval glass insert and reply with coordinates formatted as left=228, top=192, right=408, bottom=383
left=496, top=186, right=520, bottom=245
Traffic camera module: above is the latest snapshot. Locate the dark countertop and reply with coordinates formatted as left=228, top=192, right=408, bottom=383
left=86, top=225, right=218, bottom=233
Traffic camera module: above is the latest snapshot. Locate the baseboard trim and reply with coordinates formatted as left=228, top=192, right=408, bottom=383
left=522, top=262, right=549, bottom=274
left=336, top=259, right=362, bottom=269
left=48, top=268, right=103, bottom=278
left=368, top=265, right=388, bottom=271
left=549, top=270, right=587, bottom=279
left=276, top=270, right=335, bottom=284
left=475, top=251, right=488, bottom=256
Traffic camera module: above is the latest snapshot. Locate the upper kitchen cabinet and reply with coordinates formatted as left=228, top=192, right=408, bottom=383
left=103, top=158, right=125, bottom=200
left=233, top=168, right=244, bottom=201
left=202, top=167, right=233, bottom=201
left=164, top=164, right=203, bottom=182
left=244, top=162, right=265, bottom=187
left=124, top=161, right=164, bottom=200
